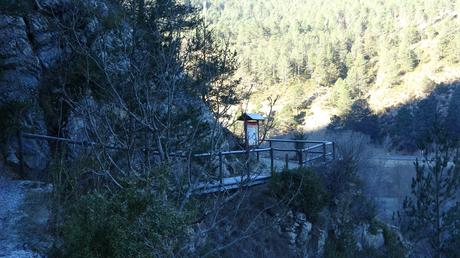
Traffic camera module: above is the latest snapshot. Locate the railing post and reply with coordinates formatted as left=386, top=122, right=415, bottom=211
left=284, top=153, right=289, bottom=170
left=304, top=147, right=309, bottom=165
left=247, top=148, right=251, bottom=179
left=188, top=153, right=192, bottom=186
left=17, top=130, right=25, bottom=178
left=298, top=149, right=303, bottom=168
left=219, top=151, right=223, bottom=185
left=322, top=142, right=327, bottom=162
left=269, top=141, right=274, bottom=176
left=332, top=142, right=336, bottom=160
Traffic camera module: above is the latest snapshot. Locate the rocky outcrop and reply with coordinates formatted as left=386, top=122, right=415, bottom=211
left=275, top=209, right=409, bottom=257
left=0, top=13, right=51, bottom=175
left=277, top=210, right=327, bottom=257
left=7, top=108, right=50, bottom=175
left=354, top=223, right=385, bottom=250
left=0, top=0, right=110, bottom=174
left=0, top=2, right=66, bottom=174
left=28, top=13, right=63, bottom=69
left=0, top=15, right=41, bottom=103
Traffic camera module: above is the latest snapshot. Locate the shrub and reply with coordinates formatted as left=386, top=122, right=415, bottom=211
left=345, top=100, right=382, bottom=141
left=328, top=100, right=382, bottom=142
left=445, top=86, right=460, bottom=143
left=269, top=167, right=329, bottom=222
left=324, top=227, right=359, bottom=258
left=381, top=224, right=407, bottom=258
left=390, top=106, right=416, bottom=151
left=55, top=174, right=194, bottom=258
left=323, top=158, right=359, bottom=204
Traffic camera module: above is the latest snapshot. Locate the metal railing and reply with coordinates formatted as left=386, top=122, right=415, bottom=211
left=17, top=131, right=336, bottom=192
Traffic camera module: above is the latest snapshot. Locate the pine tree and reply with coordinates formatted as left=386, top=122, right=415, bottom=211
left=390, top=106, right=416, bottom=150
left=445, top=86, right=460, bottom=143
left=403, top=125, right=460, bottom=258
left=414, top=96, right=438, bottom=145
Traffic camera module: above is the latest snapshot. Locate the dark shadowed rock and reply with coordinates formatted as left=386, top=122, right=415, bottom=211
left=28, top=13, right=62, bottom=69
left=0, top=15, right=41, bottom=104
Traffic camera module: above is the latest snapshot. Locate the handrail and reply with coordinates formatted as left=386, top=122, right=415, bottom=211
left=22, top=132, right=118, bottom=149
left=302, top=143, right=324, bottom=151
left=22, top=132, right=332, bottom=159
left=22, top=132, right=189, bottom=157
left=266, top=138, right=332, bottom=144
left=18, top=130, right=336, bottom=192
left=193, top=148, right=272, bottom=157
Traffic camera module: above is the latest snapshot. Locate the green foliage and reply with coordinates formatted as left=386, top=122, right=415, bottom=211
left=330, top=99, right=381, bottom=141
left=381, top=223, right=407, bottom=258
left=325, top=158, right=377, bottom=224
left=292, top=130, right=307, bottom=150
left=57, top=181, right=191, bottom=258
left=269, top=167, right=329, bottom=222
left=194, top=0, right=459, bottom=88
left=403, top=125, right=460, bottom=257
left=444, top=205, right=460, bottom=258
left=190, top=0, right=460, bottom=135
left=185, top=24, right=243, bottom=120
left=331, top=79, right=353, bottom=115
left=390, top=106, right=416, bottom=151
left=323, top=158, right=359, bottom=205
left=398, top=45, right=419, bottom=73
left=324, top=227, right=359, bottom=258
left=445, top=86, right=460, bottom=143
left=413, top=96, right=439, bottom=146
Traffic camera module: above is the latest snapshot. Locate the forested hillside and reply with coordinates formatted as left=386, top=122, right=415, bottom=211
left=196, top=0, right=460, bottom=142
left=2, top=1, right=460, bottom=257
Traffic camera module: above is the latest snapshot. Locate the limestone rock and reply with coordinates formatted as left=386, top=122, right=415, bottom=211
left=0, top=15, right=41, bottom=104
left=21, top=109, right=50, bottom=174
left=64, top=95, right=98, bottom=158
left=28, top=13, right=62, bottom=69
left=354, top=223, right=385, bottom=250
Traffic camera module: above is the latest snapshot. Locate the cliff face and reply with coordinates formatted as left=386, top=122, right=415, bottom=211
left=1, top=1, right=107, bottom=174
left=0, top=7, right=60, bottom=174
left=0, top=0, right=220, bottom=176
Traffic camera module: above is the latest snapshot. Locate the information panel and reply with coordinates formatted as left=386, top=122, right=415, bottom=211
left=247, top=122, right=259, bottom=146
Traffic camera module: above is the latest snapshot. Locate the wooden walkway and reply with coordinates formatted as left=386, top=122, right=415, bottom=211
left=18, top=132, right=336, bottom=194
left=192, top=139, right=336, bottom=194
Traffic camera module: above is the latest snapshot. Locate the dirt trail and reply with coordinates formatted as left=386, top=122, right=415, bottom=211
left=0, top=175, right=52, bottom=257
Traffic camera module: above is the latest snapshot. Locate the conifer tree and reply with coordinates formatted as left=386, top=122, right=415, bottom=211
left=403, top=125, right=460, bottom=258
left=445, top=86, right=460, bottom=143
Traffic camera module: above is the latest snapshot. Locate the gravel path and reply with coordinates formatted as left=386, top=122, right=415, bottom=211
left=0, top=175, right=52, bottom=258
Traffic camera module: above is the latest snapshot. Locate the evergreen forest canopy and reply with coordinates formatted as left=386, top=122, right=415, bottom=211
left=193, top=0, right=460, bottom=136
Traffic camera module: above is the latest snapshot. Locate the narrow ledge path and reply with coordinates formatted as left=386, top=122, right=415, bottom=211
left=0, top=174, right=52, bottom=258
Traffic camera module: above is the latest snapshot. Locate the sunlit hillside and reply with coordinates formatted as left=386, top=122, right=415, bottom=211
left=195, top=0, right=460, bottom=138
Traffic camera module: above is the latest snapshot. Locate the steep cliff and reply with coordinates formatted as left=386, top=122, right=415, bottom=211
left=0, top=0, right=229, bottom=176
